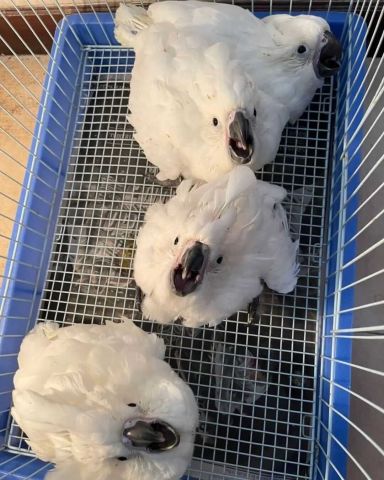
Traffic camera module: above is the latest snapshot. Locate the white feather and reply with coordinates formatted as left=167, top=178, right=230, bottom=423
left=134, top=166, right=299, bottom=327
left=12, top=318, right=198, bottom=480
left=114, top=1, right=336, bottom=180
left=224, top=165, right=256, bottom=207
left=114, top=4, right=152, bottom=47
left=114, top=1, right=289, bottom=181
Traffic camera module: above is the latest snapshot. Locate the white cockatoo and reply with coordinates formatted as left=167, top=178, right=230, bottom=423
left=11, top=319, right=198, bottom=480
left=115, top=3, right=289, bottom=182
left=134, top=166, right=299, bottom=328
left=114, top=1, right=341, bottom=182
left=251, top=13, right=342, bottom=122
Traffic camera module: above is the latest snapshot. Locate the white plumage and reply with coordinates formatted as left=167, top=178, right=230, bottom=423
left=253, top=13, right=340, bottom=122
left=134, top=166, right=299, bottom=328
left=115, top=2, right=288, bottom=181
left=115, top=1, right=341, bottom=181
left=12, top=319, right=198, bottom=480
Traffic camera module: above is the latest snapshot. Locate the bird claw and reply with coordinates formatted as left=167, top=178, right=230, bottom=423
left=144, top=170, right=183, bottom=188
left=135, top=283, right=144, bottom=314
left=247, top=297, right=261, bottom=326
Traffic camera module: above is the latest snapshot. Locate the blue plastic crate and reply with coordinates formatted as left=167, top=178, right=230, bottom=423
left=0, top=11, right=367, bottom=480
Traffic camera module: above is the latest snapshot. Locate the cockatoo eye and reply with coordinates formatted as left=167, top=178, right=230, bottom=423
left=212, top=117, right=219, bottom=127
left=297, top=45, right=307, bottom=55
left=117, top=456, right=128, bottom=461
left=253, top=108, right=257, bottom=118
left=216, top=256, right=223, bottom=264
left=174, top=237, right=179, bottom=245
left=128, top=403, right=137, bottom=407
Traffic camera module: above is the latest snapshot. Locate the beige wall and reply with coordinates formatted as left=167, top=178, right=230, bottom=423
left=0, top=0, right=105, bottom=8
left=0, top=55, right=48, bottom=275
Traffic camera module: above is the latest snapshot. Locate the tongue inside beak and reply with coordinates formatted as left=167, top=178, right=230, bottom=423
left=228, top=110, right=254, bottom=165
left=318, top=31, right=342, bottom=77
left=122, top=419, right=180, bottom=452
left=172, top=241, right=210, bottom=297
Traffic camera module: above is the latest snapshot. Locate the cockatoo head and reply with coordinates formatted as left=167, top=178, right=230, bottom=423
left=108, top=362, right=198, bottom=480
left=43, top=369, right=198, bottom=480
left=176, top=43, right=288, bottom=177
left=201, top=76, right=286, bottom=171
left=68, top=351, right=198, bottom=480
left=203, top=78, right=257, bottom=168
left=134, top=167, right=275, bottom=326
left=263, top=14, right=342, bottom=79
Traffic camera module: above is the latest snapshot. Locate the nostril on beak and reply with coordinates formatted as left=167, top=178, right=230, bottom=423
left=318, top=31, right=342, bottom=77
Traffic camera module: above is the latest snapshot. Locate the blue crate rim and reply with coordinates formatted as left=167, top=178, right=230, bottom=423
left=0, top=10, right=367, bottom=480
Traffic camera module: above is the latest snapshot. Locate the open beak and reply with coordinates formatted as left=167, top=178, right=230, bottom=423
left=172, top=241, right=210, bottom=297
left=228, top=110, right=254, bottom=165
left=317, top=31, right=342, bottom=77
left=122, top=419, right=180, bottom=452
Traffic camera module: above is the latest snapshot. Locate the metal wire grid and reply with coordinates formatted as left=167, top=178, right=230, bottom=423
left=3, top=45, right=335, bottom=480
left=0, top=1, right=382, bottom=480
left=313, top=7, right=384, bottom=480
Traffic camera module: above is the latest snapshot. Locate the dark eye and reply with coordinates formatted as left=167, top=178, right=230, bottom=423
left=127, top=403, right=137, bottom=407
left=212, top=117, right=218, bottom=126
left=174, top=237, right=179, bottom=245
left=117, top=456, right=128, bottom=461
left=297, top=45, right=307, bottom=54
left=253, top=108, right=257, bottom=117
left=216, top=256, right=223, bottom=264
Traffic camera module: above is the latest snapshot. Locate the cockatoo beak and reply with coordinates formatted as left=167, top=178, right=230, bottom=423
left=228, top=110, right=254, bottom=165
left=172, top=241, right=210, bottom=297
left=122, top=419, right=180, bottom=452
left=317, top=31, right=342, bottom=77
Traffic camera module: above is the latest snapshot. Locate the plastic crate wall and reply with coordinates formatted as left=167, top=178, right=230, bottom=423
left=0, top=10, right=368, bottom=480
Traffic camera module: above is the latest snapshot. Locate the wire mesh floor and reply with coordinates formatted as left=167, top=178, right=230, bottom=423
left=6, top=47, right=336, bottom=479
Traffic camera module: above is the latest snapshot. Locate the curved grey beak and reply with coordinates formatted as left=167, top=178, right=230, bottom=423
left=228, top=110, right=254, bottom=165
left=318, top=31, right=342, bottom=77
left=122, top=419, right=180, bottom=452
left=123, top=420, right=164, bottom=448
left=172, top=241, right=210, bottom=297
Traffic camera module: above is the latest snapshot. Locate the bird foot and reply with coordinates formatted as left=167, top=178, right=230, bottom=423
left=247, top=297, right=261, bottom=326
left=134, top=283, right=144, bottom=314
left=144, top=170, right=183, bottom=188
